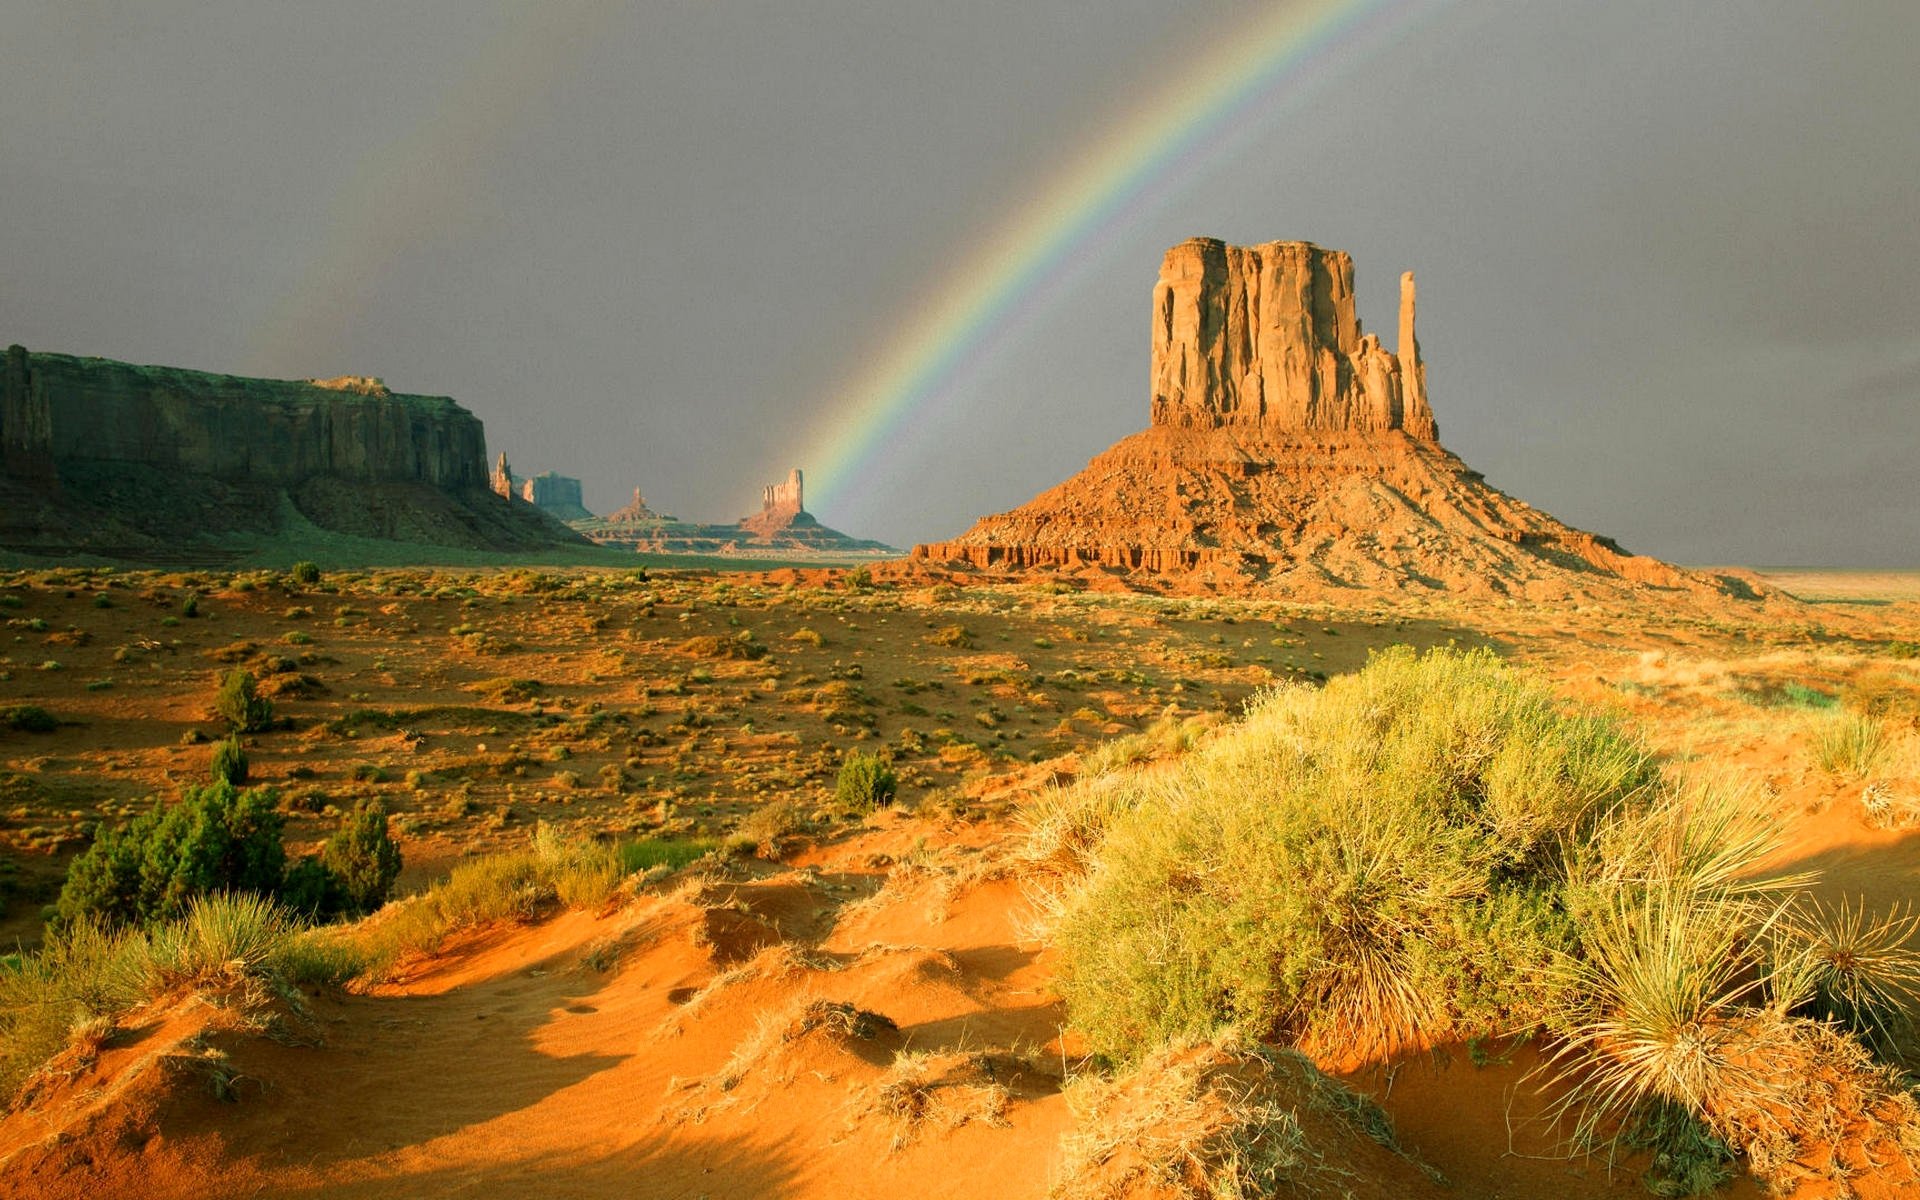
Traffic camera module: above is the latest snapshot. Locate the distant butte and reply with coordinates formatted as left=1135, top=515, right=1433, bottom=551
left=913, top=238, right=1762, bottom=602
left=575, top=468, right=894, bottom=557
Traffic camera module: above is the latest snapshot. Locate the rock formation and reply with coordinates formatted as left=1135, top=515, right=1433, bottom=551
left=913, top=239, right=1755, bottom=601
left=1149, top=239, right=1436, bottom=440
left=518, top=472, right=592, bottom=521
left=602, top=487, right=662, bottom=524
left=0, top=346, right=585, bottom=559
left=574, top=468, right=893, bottom=557
left=741, top=468, right=806, bottom=538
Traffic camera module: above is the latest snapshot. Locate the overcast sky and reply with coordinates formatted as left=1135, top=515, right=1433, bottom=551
left=3, top=1, right=1915, bottom=566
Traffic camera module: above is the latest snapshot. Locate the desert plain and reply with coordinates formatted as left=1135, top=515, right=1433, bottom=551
left=0, top=558, right=1915, bottom=1199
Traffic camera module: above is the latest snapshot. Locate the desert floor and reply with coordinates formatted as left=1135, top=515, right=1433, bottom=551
left=1, top=563, right=1916, bottom=1198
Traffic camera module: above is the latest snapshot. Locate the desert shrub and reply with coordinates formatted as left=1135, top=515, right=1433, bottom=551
left=55, top=781, right=287, bottom=930
left=289, top=561, right=321, bottom=586
left=1045, top=646, right=1657, bottom=1062
left=1, top=704, right=57, bottom=734
left=1812, top=711, right=1886, bottom=777
left=1039, top=646, right=1920, bottom=1192
left=0, top=920, right=146, bottom=1098
left=835, top=750, right=898, bottom=814
left=321, top=799, right=403, bottom=917
left=275, top=926, right=372, bottom=986
left=1773, top=895, right=1920, bottom=1047
left=928, top=624, right=974, bottom=649
left=210, top=735, right=249, bottom=785
left=1842, top=670, right=1920, bottom=725
left=215, top=667, right=274, bottom=732
left=1052, top=1038, right=1404, bottom=1200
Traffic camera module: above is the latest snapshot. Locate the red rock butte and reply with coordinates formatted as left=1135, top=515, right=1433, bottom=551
left=914, top=238, right=1755, bottom=601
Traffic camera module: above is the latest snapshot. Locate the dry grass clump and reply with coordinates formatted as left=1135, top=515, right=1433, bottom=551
left=1052, top=1039, right=1405, bottom=1200
left=0, top=893, right=333, bottom=1102
left=1076, top=710, right=1217, bottom=778
left=363, top=827, right=615, bottom=960
left=1814, top=711, right=1888, bottom=777
left=853, top=1048, right=1011, bottom=1150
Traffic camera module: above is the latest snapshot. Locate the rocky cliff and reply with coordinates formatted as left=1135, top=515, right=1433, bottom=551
left=915, top=240, right=1756, bottom=603
left=1149, top=239, right=1435, bottom=439
left=0, top=346, right=583, bottom=560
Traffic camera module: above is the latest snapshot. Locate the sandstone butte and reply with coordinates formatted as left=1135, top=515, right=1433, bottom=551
left=913, top=238, right=1762, bottom=603
left=575, top=467, right=896, bottom=556
left=0, top=345, right=583, bottom=559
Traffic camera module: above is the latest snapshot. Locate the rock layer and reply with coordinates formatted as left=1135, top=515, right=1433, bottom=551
left=0, top=346, right=583, bottom=559
left=915, top=240, right=1752, bottom=601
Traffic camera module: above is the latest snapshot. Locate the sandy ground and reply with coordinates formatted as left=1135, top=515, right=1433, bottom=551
left=3, top=564, right=1918, bottom=1198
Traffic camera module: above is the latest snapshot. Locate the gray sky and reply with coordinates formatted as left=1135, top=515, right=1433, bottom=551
left=3, top=1, right=1915, bottom=566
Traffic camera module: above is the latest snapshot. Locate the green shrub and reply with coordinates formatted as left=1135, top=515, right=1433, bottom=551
left=835, top=750, right=897, bottom=814
left=55, top=781, right=287, bottom=929
left=1043, top=646, right=1661, bottom=1061
left=320, top=799, right=403, bottom=916
left=290, top=561, right=321, bottom=586
left=1, top=705, right=57, bottom=734
left=215, top=668, right=274, bottom=733
left=181, top=593, right=201, bottom=618
left=210, top=736, right=249, bottom=785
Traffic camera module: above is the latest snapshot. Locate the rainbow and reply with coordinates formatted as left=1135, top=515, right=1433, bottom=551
left=803, top=0, right=1440, bottom=518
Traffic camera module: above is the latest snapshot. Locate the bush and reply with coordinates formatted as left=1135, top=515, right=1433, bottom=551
left=0, top=705, right=57, bottom=734
left=835, top=750, right=897, bottom=814
left=55, top=781, right=287, bottom=930
left=1044, top=646, right=1656, bottom=1062
left=289, top=561, right=321, bottom=586
left=215, top=668, right=274, bottom=733
left=210, top=736, right=249, bottom=785
left=1038, top=646, right=1920, bottom=1194
left=320, top=800, right=403, bottom=916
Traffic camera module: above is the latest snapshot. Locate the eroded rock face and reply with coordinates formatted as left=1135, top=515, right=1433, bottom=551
left=1149, top=239, right=1436, bottom=440
left=13, top=349, right=488, bottom=488
left=915, top=240, right=1750, bottom=602
left=0, top=345, right=583, bottom=557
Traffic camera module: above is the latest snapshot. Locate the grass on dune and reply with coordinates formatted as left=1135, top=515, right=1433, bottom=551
left=353, top=824, right=719, bottom=972
left=1033, top=645, right=1920, bottom=1194
left=1, top=827, right=721, bottom=1102
left=0, top=892, right=334, bottom=1101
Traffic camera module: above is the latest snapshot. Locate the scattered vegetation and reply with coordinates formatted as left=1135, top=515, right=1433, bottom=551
left=214, top=667, right=274, bottom=733
left=1, top=704, right=58, bottom=734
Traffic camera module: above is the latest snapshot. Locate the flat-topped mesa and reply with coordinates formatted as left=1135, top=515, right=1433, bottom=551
left=1149, top=238, right=1437, bottom=440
